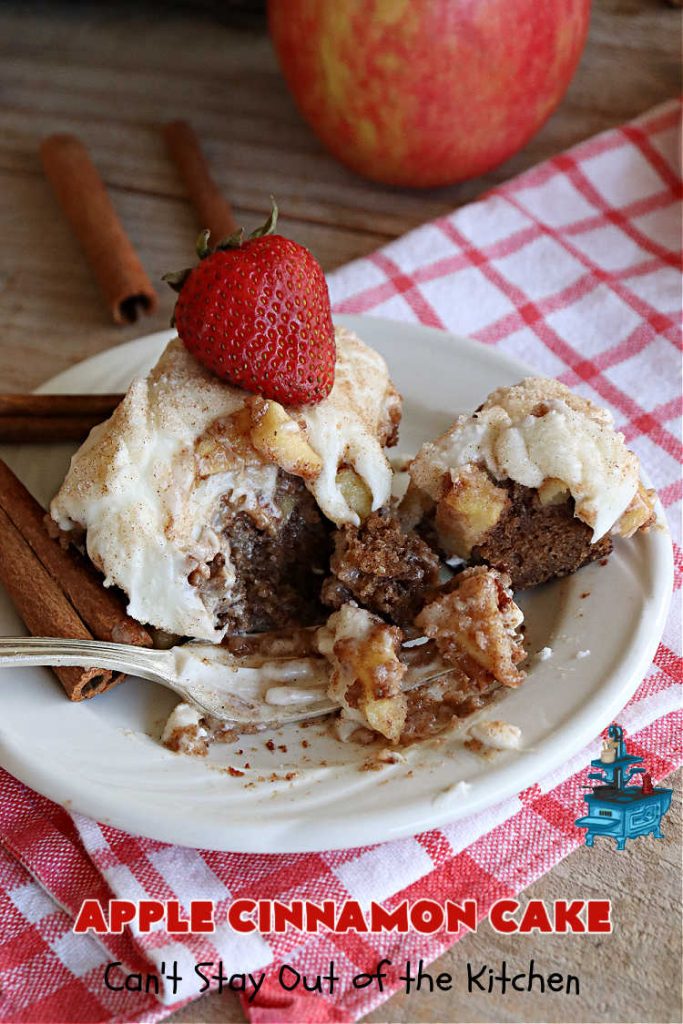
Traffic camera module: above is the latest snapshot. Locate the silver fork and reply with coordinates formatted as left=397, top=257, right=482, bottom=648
left=0, top=636, right=452, bottom=727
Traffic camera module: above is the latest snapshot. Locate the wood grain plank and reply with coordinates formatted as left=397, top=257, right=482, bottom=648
left=0, top=0, right=678, bottom=392
left=0, top=171, right=390, bottom=390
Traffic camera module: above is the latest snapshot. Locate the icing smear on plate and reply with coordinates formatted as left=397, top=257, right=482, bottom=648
left=167, top=642, right=330, bottom=720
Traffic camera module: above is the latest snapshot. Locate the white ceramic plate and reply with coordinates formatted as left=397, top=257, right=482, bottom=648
left=0, top=315, right=672, bottom=852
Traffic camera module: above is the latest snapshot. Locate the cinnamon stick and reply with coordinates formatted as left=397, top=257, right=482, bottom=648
left=163, top=120, right=237, bottom=241
left=0, top=460, right=154, bottom=700
left=0, top=393, right=123, bottom=443
left=0, top=394, right=123, bottom=418
left=0, top=460, right=153, bottom=649
left=40, top=134, right=158, bottom=324
left=0, top=505, right=112, bottom=700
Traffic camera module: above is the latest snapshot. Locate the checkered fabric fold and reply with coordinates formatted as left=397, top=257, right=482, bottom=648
left=0, top=99, right=681, bottom=1024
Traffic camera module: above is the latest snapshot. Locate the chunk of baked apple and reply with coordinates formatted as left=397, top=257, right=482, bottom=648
left=248, top=396, right=323, bottom=480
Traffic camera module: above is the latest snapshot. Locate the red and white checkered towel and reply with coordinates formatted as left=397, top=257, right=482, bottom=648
left=1, top=99, right=681, bottom=1024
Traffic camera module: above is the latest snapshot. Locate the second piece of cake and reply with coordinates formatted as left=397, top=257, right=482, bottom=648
left=403, top=378, right=656, bottom=589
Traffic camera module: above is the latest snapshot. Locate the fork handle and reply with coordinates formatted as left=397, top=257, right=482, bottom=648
left=0, top=637, right=169, bottom=683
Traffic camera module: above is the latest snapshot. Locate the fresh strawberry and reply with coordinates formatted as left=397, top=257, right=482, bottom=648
left=164, top=200, right=335, bottom=405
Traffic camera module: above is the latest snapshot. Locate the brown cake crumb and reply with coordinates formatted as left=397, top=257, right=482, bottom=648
left=470, top=481, right=612, bottom=589
left=193, top=471, right=332, bottom=635
left=321, top=507, right=440, bottom=625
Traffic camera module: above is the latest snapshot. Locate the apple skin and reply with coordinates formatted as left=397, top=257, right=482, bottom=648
left=268, top=0, right=591, bottom=187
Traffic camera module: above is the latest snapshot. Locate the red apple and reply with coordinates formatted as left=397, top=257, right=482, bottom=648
left=268, top=0, right=590, bottom=187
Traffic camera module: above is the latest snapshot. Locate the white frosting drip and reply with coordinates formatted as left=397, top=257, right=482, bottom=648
left=411, top=378, right=640, bottom=541
left=302, top=337, right=396, bottom=525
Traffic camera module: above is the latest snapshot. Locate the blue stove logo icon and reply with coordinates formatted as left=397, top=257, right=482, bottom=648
left=575, top=724, right=673, bottom=851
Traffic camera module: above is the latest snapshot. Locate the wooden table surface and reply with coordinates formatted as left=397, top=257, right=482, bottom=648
left=0, top=2, right=680, bottom=1022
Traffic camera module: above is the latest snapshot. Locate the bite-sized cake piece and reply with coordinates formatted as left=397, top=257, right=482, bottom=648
left=415, top=566, right=526, bottom=688
left=321, top=506, right=440, bottom=626
left=159, top=569, right=527, bottom=755
left=50, top=327, right=401, bottom=641
left=406, top=378, right=656, bottom=589
left=316, top=603, right=408, bottom=743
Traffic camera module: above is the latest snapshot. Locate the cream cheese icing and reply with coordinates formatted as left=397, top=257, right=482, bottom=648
left=410, top=378, right=641, bottom=542
left=50, top=326, right=400, bottom=641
